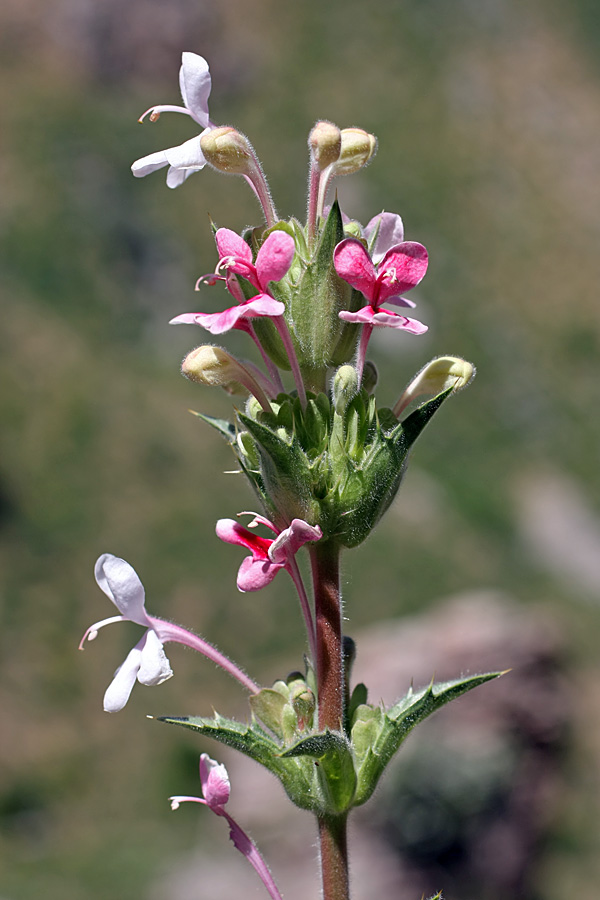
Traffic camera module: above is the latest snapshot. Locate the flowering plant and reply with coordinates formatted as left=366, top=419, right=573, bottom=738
left=82, top=52, right=500, bottom=900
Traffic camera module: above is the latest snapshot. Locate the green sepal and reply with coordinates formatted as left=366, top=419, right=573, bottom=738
left=347, top=682, right=368, bottom=727
left=290, top=200, right=355, bottom=369
left=190, top=411, right=237, bottom=444
left=390, top=387, right=454, bottom=450
left=352, top=672, right=503, bottom=806
left=280, top=730, right=357, bottom=813
left=237, top=411, right=315, bottom=522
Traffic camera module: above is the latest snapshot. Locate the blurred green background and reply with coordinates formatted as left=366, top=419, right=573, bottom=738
left=2, top=0, right=600, bottom=897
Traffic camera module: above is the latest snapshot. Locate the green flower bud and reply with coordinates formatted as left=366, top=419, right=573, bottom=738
left=332, top=127, right=377, bottom=176
left=309, top=121, right=342, bottom=170
left=200, top=126, right=255, bottom=175
left=332, top=365, right=359, bottom=415
left=288, top=680, right=316, bottom=729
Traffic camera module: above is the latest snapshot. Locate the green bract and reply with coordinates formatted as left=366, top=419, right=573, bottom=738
left=198, top=383, right=458, bottom=548
left=159, top=670, right=502, bottom=816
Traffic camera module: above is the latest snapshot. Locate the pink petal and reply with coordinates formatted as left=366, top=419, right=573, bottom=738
left=339, top=306, right=427, bottom=334
left=371, top=310, right=428, bottom=333
left=200, top=754, right=231, bottom=808
left=383, top=294, right=417, bottom=309
left=255, top=231, right=295, bottom=289
left=333, top=239, right=377, bottom=303
left=216, top=519, right=272, bottom=558
left=364, top=212, right=405, bottom=264
left=376, top=242, right=428, bottom=303
left=177, top=299, right=283, bottom=336
left=269, top=519, right=322, bottom=565
left=179, top=52, right=212, bottom=127
left=215, top=228, right=253, bottom=266
left=170, top=313, right=201, bottom=325
left=338, top=307, right=374, bottom=324
left=237, top=555, right=282, bottom=592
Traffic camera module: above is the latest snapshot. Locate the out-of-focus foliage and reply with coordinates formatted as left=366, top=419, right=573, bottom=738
left=2, top=1, right=600, bottom=898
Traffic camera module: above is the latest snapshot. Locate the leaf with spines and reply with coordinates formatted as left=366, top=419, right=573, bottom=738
left=158, top=712, right=325, bottom=811
left=352, top=671, right=504, bottom=806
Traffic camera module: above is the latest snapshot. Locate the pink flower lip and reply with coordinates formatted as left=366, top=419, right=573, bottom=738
left=216, top=513, right=322, bottom=592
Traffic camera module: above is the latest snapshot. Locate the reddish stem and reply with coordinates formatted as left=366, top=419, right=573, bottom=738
left=309, top=541, right=350, bottom=900
left=309, top=541, right=344, bottom=731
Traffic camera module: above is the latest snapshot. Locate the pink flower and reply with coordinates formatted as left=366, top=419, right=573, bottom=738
left=215, top=227, right=295, bottom=294
left=170, top=753, right=230, bottom=812
left=170, top=229, right=293, bottom=335
left=334, top=237, right=428, bottom=334
left=216, top=513, right=322, bottom=592
left=131, top=53, right=213, bottom=188
left=170, top=754, right=283, bottom=900
left=363, top=211, right=405, bottom=263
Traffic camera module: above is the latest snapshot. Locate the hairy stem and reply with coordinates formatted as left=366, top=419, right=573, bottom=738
left=318, top=814, right=350, bottom=900
left=310, top=541, right=350, bottom=899
left=309, top=541, right=344, bottom=731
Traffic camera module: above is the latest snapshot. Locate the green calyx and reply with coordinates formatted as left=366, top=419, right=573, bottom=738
left=241, top=203, right=363, bottom=380
left=232, top=383, right=457, bottom=547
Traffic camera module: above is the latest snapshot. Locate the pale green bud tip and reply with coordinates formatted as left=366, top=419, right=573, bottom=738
left=181, top=345, right=247, bottom=394
left=200, top=126, right=254, bottom=175
left=309, top=121, right=342, bottom=170
left=333, top=365, right=359, bottom=414
left=394, top=356, right=475, bottom=416
left=333, top=127, right=378, bottom=176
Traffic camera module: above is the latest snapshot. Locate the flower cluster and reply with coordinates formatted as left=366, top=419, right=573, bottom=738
left=82, top=51, right=485, bottom=900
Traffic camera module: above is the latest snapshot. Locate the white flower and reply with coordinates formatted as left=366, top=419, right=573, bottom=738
left=81, top=554, right=173, bottom=712
left=131, top=52, right=213, bottom=189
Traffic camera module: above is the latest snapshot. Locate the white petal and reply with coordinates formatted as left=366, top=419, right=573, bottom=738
left=179, top=52, right=211, bottom=127
left=137, top=629, right=173, bottom=686
left=94, top=554, right=150, bottom=626
left=164, top=134, right=207, bottom=171
left=165, top=165, right=196, bottom=189
left=103, top=645, right=143, bottom=712
left=131, top=149, right=169, bottom=178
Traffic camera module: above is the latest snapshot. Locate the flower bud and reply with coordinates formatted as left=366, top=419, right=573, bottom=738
left=182, top=345, right=247, bottom=392
left=393, top=356, right=475, bottom=417
left=332, top=127, right=377, bottom=176
left=182, top=346, right=273, bottom=413
left=289, top=682, right=316, bottom=729
left=200, top=127, right=255, bottom=175
left=309, top=121, right=342, bottom=170
left=332, top=365, right=359, bottom=415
